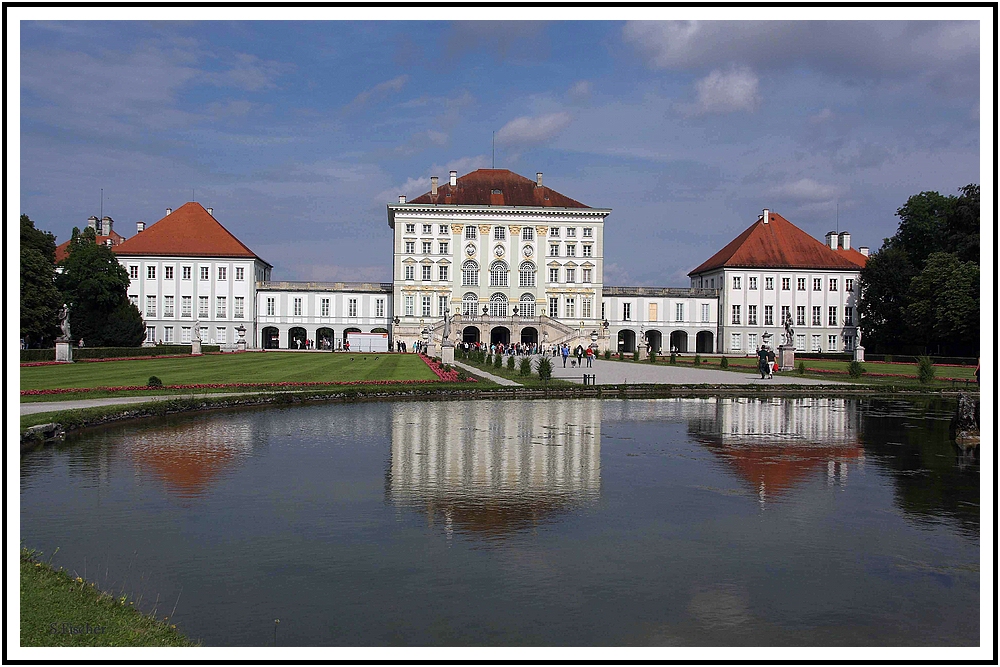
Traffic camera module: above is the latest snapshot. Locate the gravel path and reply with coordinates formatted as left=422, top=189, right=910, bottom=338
left=545, top=357, right=845, bottom=386
left=450, top=361, right=522, bottom=386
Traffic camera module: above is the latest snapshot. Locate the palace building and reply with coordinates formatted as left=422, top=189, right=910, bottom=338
left=106, top=168, right=865, bottom=355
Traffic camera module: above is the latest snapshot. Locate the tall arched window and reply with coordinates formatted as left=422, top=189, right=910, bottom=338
left=489, top=261, right=508, bottom=288
left=519, top=261, right=536, bottom=288
left=462, top=292, right=479, bottom=318
left=462, top=260, right=479, bottom=287
left=489, top=293, right=508, bottom=318
left=519, top=293, right=535, bottom=318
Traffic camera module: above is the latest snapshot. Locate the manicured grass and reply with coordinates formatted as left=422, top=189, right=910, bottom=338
left=455, top=354, right=575, bottom=388
left=20, top=549, right=195, bottom=647
left=20, top=351, right=436, bottom=391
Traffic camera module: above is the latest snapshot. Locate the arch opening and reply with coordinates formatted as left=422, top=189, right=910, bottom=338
left=669, top=330, right=689, bottom=353
left=262, top=326, right=280, bottom=350
left=288, top=327, right=307, bottom=350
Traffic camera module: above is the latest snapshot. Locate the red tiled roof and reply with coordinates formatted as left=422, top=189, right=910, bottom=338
left=55, top=230, right=126, bottom=263
left=689, top=211, right=867, bottom=274
left=112, top=202, right=269, bottom=265
left=407, top=169, right=589, bottom=208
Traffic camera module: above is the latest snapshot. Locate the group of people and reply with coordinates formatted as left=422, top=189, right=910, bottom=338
left=553, top=343, right=595, bottom=368
left=459, top=340, right=542, bottom=357
left=756, top=345, right=777, bottom=379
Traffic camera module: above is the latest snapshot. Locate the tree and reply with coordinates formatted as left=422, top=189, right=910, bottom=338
left=56, top=227, right=142, bottom=346
left=20, top=215, right=61, bottom=347
left=859, top=246, right=915, bottom=353
left=905, top=252, right=979, bottom=355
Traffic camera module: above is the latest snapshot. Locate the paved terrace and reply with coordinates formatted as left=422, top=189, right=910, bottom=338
left=547, top=357, right=845, bottom=386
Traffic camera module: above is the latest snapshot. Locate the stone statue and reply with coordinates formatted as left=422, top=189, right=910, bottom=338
left=783, top=312, right=794, bottom=346
left=57, top=303, right=71, bottom=341
left=442, top=304, right=452, bottom=340
left=192, top=320, right=201, bottom=341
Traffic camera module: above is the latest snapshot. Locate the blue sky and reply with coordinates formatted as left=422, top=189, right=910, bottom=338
left=16, top=15, right=986, bottom=285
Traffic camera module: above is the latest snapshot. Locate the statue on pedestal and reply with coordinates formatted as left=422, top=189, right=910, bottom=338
left=192, top=320, right=202, bottom=341
left=782, top=313, right=795, bottom=346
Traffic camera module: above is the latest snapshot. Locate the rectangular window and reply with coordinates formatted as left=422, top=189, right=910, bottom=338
left=812, top=334, right=822, bottom=352
left=422, top=224, right=432, bottom=234
left=796, top=305, right=805, bottom=326
left=293, top=298, right=302, bottom=316
left=566, top=245, right=576, bottom=257
left=421, top=295, right=431, bottom=317
left=438, top=265, right=448, bottom=281
left=583, top=227, right=593, bottom=238
left=438, top=296, right=448, bottom=317
left=812, top=306, right=821, bottom=326
left=764, top=305, right=773, bottom=326
left=129, top=294, right=138, bottom=307
left=649, top=303, right=658, bottom=321
left=829, top=278, right=838, bottom=291
left=422, top=241, right=432, bottom=254
left=549, top=268, right=559, bottom=283
left=405, top=223, right=415, bottom=234
left=349, top=299, right=358, bottom=317
left=565, top=268, right=575, bottom=283
left=218, top=267, right=226, bottom=281
left=749, top=277, right=757, bottom=290
left=234, top=297, right=244, bottom=319
left=182, top=266, right=191, bottom=280
left=623, top=303, right=631, bottom=321
left=438, top=242, right=449, bottom=255
left=200, top=326, right=208, bottom=342
left=602, top=302, right=606, bottom=320
left=164, top=326, right=173, bottom=343
left=146, top=296, right=157, bottom=317
left=146, top=326, right=156, bottom=343
left=376, top=299, right=385, bottom=318
left=439, top=224, right=449, bottom=235
left=405, top=241, right=415, bottom=254
left=798, top=277, right=806, bottom=291
left=565, top=297, right=576, bottom=318
left=235, top=267, right=244, bottom=281
left=566, top=227, right=576, bottom=238
left=732, top=305, right=741, bottom=325
left=129, top=265, right=139, bottom=279
left=765, top=277, right=774, bottom=290
left=844, top=335, right=854, bottom=351
left=199, top=296, right=209, bottom=317
left=421, top=265, right=432, bottom=281
left=550, top=227, right=560, bottom=237
left=465, top=225, right=477, bottom=240
left=733, top=276, right=741, bottom=290
left=163, top=296, right=174, bottom=317
left=181, top=327, right=192, bottom=343
left=701, top=303, right=710, bottom=322
left=747, top=305, right=757, bottom=325
left=404, top=265, right=414, bottom=281
left=404, top=295, right=414, bottom=316
left=782, top=277, right=790, bottom=290
left=813, top=278, right=822, bottom=291
left=549, top=297, right=559, bottom=318
left=731, top=333, right=742, bottom=351
left=147, top=266, right=156, bottom=279
left=582, top=297, right=592, bottom=319
left=550, top=244, right=560, bottom=257
left=164, top=266, right=174, bottom=280
left=748, top=333, right=758, bottom=350
left=828, top=335, right=837, bottom=351
left=796, top=334, right=805, bottom=351
left=582, top=245, right=593, bottom=257
left=828, top=306, right=838, bottom=326
left=781, top=305, right=790, bottom=326
left=675, top=303, right=684, bottom=322
left=182, top=296, right=192, bottom=316
left=582, top=268, right=592, bottom=283
left=494, top=227, right=506, bottom=241
left=845, top=306, right=853, bottom=326
left=846, top=278, right=854, bottom=292
left=216, top=296, right=227, bottom=318
left=267, top=297, right=275, bottom=316
left=321, top=299, right=330, bottom=317
left=217, top=327, right=227, bottom=345
left=522, top=227, right=534, bottom=241
left=200, top=266, right=209, bottom=281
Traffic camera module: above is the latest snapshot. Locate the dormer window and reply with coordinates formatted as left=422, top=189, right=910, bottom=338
left=491, top=189, right=502, bottom=195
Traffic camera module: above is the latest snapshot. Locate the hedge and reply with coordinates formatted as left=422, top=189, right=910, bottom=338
left=20, top=345, right=220, bottom=362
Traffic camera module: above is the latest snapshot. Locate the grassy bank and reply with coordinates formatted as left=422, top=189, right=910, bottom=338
left=20, top=351, right=435, bottom=391
left=20, top=549, right=195, bottom=647
left=455, top=353, right=576, bottom=388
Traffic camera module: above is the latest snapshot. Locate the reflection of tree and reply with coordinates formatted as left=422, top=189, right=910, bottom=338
left=858, top=398, right=979, bottom=537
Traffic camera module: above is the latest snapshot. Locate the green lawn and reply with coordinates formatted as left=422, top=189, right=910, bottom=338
left=20, top=549, right=195, bottom=646
left=21, top=352, right=436, bottom=391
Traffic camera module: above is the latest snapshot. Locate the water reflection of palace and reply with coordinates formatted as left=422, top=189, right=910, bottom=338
left=388, top=400, right=601, bottom=537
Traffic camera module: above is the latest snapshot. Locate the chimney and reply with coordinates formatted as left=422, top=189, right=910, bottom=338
left=105, top=239, right=113, bottom=247
left=838, top=231, right=851, bottom=251
left=87, top=215, right=98, bottom=231
left=207, top=207, right=213, bottom=216
left=536, top=172, right=543, bottom=187
left=166, top=208, right=172, bottom=216
left=449, top=170, right=457, bottom=186
left=762, top=208, right=770, bottom=224
left=859, top=246, right=870, bottom=257
left=136, top=221, right=146, bottom=233
left=398, top=195, right=406, bottom=203
left=825, top=231, right=838, bottom=250
left=431, top=176, right=438, bottom=196
left=101, top=216, right=113, bottom=236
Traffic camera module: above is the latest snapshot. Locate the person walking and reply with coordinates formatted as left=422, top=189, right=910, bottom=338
left=757, top=345, right=769, bottom=379
left=561, top=344, right=570, bottom=368
left=575, top=345, right=584, bottom=367
left=586, top=347, right=593, bottom=368
left=766, top=347, right=776, bottom=378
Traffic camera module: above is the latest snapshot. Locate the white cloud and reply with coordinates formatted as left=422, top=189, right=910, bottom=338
left=768, top=178, right=843, bottom=201
left=691, top=67, right=761, bottom=115
left=496, top=112, right=572, bottom=146
left=347, top=75, right=409, bottom=110
left=568, top=80, right=592, bottom=101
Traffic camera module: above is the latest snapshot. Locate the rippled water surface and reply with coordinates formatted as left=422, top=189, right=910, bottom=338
left=20, top=397, right=979, bottom=646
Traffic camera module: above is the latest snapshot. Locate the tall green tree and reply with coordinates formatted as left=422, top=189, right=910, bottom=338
left=858, top=246, right=916, bottom=353
left=20, top=214, right=61, bottom=347
left=56, top=227, right=145, bottom=347
left=906, top=252, right=979, bottom=355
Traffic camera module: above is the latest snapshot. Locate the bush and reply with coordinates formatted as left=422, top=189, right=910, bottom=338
left=917, top=356, right=935, bottom=384
left=147, top=375, right=163, bottom=387
left=884, top=354, right=893, bottom=363
left=694, top=354, right=702, bottom=366
left=506, top=356, right=515, bottom=371
left=720, top=356, right=728, bottom=369
left=519, top=357, right=532, bottom=376
left=456, top=368, right=468, bottom=381
left=537, top=356, right=552, bottom=382
left=494, top=354, right=503, bottom=369
left=848, top=360, right=865, bottom=378
left=632, top=349, right=640, bottom=361
left=603, top=350, right=611, bottom=360
left=669, top=352, right=677, bottom=365
left=797, top=361, right=806, bottom=375
left=649, top=350, right=657, bottom=363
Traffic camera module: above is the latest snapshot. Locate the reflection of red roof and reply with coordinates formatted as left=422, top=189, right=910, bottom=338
left=408, top=169, right=589, bottom=208
left=689, top=211, right=867, bottom=274
left=710, top=443, right=864, bottom=496
left=132, top=443, right=238, bottom=499
left=112, top=202, right=270, bottom=265
left=55, top=231, right=125, bottom=263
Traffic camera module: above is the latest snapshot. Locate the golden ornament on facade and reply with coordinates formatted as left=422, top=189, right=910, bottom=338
left=478, top=225, right=491, bottom=234
left=509, top=225, right=521, bottom=234
left=537, top=226, right=549, bottom=235
left=451, top=224, right=463, bottom=235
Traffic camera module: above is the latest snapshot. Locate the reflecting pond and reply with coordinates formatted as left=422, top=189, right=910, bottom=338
left=20, top=397, right=978, bottom=646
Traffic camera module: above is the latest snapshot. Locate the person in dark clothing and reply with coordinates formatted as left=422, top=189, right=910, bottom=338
left=757, top=346, right=769, bottom=379
left=766, top=347, right=776, bottom=378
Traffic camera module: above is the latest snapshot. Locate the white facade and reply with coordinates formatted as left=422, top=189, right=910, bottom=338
left=255, top=281, right=393, bottom=350
left=600, top=287, right=720, bottom=354
left=118, top=254, right=270, bottom=348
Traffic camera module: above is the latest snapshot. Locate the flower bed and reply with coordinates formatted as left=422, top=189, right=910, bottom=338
left=21, top=379, right=449, bottom=396
left=418, top=354, right=473, bottom=382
